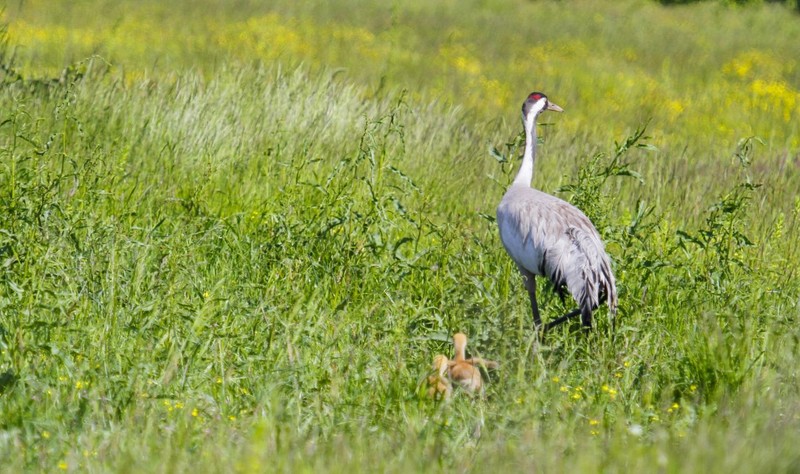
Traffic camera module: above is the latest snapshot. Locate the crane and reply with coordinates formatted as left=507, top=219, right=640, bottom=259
left=448, top=333, right=498, bottom=395
left=496, top=92, right=617, bottom=330
left=426, top=354, right=453, bottom=401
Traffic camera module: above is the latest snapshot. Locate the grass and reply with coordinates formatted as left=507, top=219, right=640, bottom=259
left=1, top=0, right=799, bottom=472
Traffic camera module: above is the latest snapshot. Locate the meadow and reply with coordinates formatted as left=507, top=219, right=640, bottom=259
left=1, top=0, right=799, bottom=471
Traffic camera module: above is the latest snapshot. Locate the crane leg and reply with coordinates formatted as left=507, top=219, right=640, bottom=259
left=522, top=273, right=542, bottom=327
left=543, top=308, right=581, bottom=331
left=580, top=306, right=593, bottom=328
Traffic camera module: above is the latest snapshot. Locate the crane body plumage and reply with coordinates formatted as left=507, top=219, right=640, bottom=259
left=497, top=92, right=617, bottom=329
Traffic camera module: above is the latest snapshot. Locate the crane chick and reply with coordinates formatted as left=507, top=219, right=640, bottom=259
left=426, top=354, right=452, bottom=401
left=448, top=333, right=498, bottom=395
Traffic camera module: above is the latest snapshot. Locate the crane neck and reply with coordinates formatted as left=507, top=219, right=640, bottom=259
left=453, top=337, right=467, bottom=362
left=513, top=112, right=538, bottom=186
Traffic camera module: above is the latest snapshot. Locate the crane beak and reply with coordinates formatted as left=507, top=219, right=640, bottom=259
left=547, top=102, right=564, bottom=112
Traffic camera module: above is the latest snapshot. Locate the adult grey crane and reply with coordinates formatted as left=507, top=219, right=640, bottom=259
left=496, top=92, right=617, bottom=330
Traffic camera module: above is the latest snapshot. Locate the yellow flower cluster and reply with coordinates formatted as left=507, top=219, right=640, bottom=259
left=554, top=372, right=624, bottom=406
left=722, top=50, right=786, bottom=80
left=437, top=38, right=511, bottom=110
left=212, top=13, right=398, bottom=68
left=162, top=399, right=185, bottom=413
left=589, top=418, right=600, bottom=436
left=439, top=43, right=482, bottom=77
left=213, top=14, right=311, bottom=62
left=601, top=384, right=618, bottom=400
left=750, top=79, right=798, bottom=123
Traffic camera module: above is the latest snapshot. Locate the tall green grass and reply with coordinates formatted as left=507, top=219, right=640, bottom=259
left=1, top=0, right=799, bottom=472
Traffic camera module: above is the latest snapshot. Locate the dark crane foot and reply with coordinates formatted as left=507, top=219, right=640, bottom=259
left=539, top=308, right=582, bottom=332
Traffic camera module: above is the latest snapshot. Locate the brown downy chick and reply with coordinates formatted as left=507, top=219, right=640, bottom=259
left=426, top=354, right=452, bottom=401
left=448, top=333, right=485, bottom=394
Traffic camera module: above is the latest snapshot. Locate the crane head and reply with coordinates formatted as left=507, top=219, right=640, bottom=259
left=432, top=354, right=449, bottom=376
left=521, top=92, right=563, bottom=123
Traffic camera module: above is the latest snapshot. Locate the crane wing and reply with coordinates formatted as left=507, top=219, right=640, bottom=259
left=497, top=185, right=617, bottom=313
